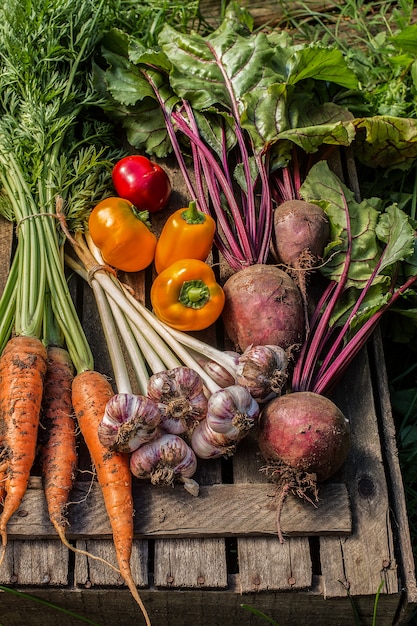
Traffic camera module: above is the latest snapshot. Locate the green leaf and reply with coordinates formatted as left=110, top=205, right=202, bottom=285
left=412, top=60, right=417, bottom=91
left=391, top=388, right=417, bottom=421
left=156, top=6, right=358, bottom=152
left=353, top=116, right=417, bottom=167
left=98, top=43, right=178, bottom=156
left=390, top=24, right=417, bottom=55
left=128, top=42, right=173, bottom=73
left=328, top=283, right=391, bottom=332
left=192, top=108, right=237, bottom=158
left=100, top=27, right=130, bottom=58
left=283, top=46, right=359, bottom=90
left=277, top=119, right=356, bottom=153
left=241, top=83, right=290, bottom=149
left=400, top=423, right=417, bottom=449
left=101, top=48, right=156, bottom=107
left=299, top=161, right=383, bottom=289
left=158, top=21, right=278, bottom=112
left=375, top=204, right=416, bottom=273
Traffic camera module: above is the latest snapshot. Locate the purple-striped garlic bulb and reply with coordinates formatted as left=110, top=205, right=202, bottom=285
left=206, top=384, right=260, bottom=439
left=130, top=430, right=199, bottom=496
left=195, top=351, right=239, bottom=388
left=147, top=366, right=208, bottom=435
left=236, top=345, right=289, bottom=402
left=191, top=419, right=239, bottom=460
left=98, top=393, right=161, bottom=453
left=191, top=385, right=259, bottom=459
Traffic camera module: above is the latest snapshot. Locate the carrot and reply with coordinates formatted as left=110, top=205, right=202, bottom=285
left=0, top=431, right=5, bottom=510
left=0, top=410, right=5, bottom=508
left=0, top=335, right=48, bottom=565
left=72, top=369, right=151, bottom=626
left=40, top=346, right=127, bottom=574
left=39, top=346, right=77, bottom=545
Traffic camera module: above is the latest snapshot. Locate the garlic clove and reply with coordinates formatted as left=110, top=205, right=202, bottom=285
left=194, top=351, right=239, bottom=388
left=191, top=419, right=238, bottom=459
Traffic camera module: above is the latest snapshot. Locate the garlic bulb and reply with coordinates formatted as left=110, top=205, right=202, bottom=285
left=191, top=419, right=239, bottom=459
left=147, top=366, right=208, bottom=435
left=236, top=345, right=289, bottom=402
left=206, top=384, right=260, bottom=439
left=98, top=393, right=161, bottom=453
left=191, top=385, right=260, bottom=459
left=130, top=429, right=199, bottom=496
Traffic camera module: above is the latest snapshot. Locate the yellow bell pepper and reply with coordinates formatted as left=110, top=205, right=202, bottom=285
left=150, top=259, right=225, bottom=331
left=154, top=201, right=215, bottom=274
left=88, top=197, right=157, bottom=272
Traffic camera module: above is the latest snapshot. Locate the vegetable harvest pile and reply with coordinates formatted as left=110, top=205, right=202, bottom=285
left=1, top=1, right=417, bottom=625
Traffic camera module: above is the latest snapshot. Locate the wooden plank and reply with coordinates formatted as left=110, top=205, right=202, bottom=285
left=0, top=539, right=69, bottom=586
left=0, top=586, right=403, bottom=626
left=370, top=330, right=417, bottom=621
left=6, top=478, right=351, bottom=539
left=237, top=536, right=313, bottom=592
left=320, top=347, right=399, bottom=598
left=233, top=432, right=314, bottom=593
left=154, top=537, right=228, bottom=589
left=74, top=538, right=149, bottom=588
left=152, top=458, right=228, bottom=589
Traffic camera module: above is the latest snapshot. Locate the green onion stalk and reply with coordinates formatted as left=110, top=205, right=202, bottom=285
left=0, top=0, right=120, bottom=370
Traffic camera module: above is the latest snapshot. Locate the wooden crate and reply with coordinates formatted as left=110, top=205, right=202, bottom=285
left=0, top=150, right=416, bottom=625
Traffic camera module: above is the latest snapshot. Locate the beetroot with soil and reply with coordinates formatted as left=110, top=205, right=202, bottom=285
left=257, top=391, right=351, bottom=542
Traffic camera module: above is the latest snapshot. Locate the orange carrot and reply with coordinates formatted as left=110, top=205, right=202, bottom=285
left=39, top=346, right=77, bottom=545
left=0, top=430, right=5, bottom=510
left=72, top=369, right=151, bottom=626
left=40, top=347, right=126, bottom=572
left=0, top=335, right=48, bottom=564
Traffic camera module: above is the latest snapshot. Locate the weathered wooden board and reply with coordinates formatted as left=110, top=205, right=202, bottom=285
left=322, top=347, right=399, bottom=598
left=5, top=478, right=351, bottom=539
left=0, top=586, right=408, bottom=626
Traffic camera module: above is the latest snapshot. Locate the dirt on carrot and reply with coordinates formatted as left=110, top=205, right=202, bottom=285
left=0, top=432, right=5, bottom=511
left=72, top=369, right=152, bottom=626
left=39, top=346, right=77, bottom=544
left=0, top=335, right=48, bottom=564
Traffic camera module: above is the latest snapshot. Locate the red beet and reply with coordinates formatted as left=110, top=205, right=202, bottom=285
left=271, top=200, right=330, bottom=270
left=222, top=264, right=305, bottom=353
left=271, top=200, right=330, bottom=327
left=258, top=391, right=350, bottom=542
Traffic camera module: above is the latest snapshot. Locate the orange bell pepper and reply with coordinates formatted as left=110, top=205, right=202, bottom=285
left=154, top=201, right=215, bottom=274
left=150, top=259, right=225, bottom=331
left=88, top=197, right=157, bottom=272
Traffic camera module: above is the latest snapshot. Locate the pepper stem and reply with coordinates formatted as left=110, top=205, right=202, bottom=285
left=179, top=279, right=210, bottom=308
left=181, top=200, right=206, bottom=225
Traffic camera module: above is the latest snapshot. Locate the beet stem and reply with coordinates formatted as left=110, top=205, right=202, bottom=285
left=314, top=253, right=387, bottom=383
left=313, top=271, right=417, bottom=395
left=292, top=183, right=354, bottom=392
